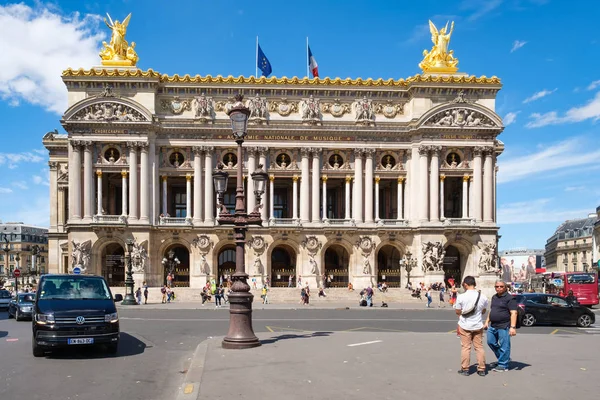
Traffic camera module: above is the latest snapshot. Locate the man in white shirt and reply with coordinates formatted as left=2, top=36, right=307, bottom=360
left=454, top=275, right=489, bottom=376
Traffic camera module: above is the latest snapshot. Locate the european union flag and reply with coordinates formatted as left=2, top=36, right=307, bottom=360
left=257, top=44, right=272, bottom=77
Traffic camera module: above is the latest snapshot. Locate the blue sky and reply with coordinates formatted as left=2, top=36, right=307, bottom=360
left=0, top=0, right=599, bottom=250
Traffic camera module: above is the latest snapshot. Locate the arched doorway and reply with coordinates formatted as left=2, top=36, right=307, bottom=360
left=217, top=246, right=236, bottom=283
left=102, top=243, right=125, bottom=286
left=324, top=245, right=349, bottom=288
left=271, top=245, right=296, bottom=287
left=443, top=245, right=461, bottom=285
left=163, top=245, right=190, bottom=287
left=377, top=245, right=402, bottom=287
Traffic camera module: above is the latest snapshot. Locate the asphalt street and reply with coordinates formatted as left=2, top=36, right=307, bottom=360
left=1, top=307, right=598, bottom=400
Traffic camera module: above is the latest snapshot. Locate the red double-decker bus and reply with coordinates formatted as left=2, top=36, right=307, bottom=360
left=531, top=272, right=599, bottom=306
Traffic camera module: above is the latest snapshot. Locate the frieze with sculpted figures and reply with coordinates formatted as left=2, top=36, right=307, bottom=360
left=160, top=96, right=192, bottom=115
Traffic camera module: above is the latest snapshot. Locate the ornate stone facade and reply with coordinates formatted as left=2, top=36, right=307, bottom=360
left=44, top=60, right=504, bottom=294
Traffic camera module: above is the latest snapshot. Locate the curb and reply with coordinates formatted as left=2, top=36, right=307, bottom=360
left=176, top=339, right=210, bottom=400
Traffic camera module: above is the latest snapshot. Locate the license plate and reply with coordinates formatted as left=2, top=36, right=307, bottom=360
left=68, top=338, right=94, bottom=345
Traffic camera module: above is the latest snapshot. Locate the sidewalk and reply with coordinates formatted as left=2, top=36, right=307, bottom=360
left=177, top=331, right=599, bottom=400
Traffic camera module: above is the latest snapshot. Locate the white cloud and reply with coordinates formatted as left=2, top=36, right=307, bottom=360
left=33, top=175, right=50, bottom=187
left=4, top=195, right=50, bottom=228
left=526, top=91, right=600, bottom=128
left=522, top=88, right=557, bottom=104
left=12, top=181, right=28, bottom=190
left=510, top=40, right=527, bottom=52
left=0, top=187, right=13, bottom=194
left=498, top=137, right=600, bottom=183
left=462, top=0, right=503, bottom=21
left=504, top=111, right=520, bottom=126
left=0, top=4, right=105, bottom=114
left=0, top=151, right=45, bottom=169
left=498, top=199, right=591, bottom=224
left=587, top=80, right=600, bottom=90
left=564, top=186, right=585, bottom=192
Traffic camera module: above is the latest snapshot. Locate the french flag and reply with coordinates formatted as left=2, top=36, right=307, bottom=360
left=308, top=45, right=319, bottom=78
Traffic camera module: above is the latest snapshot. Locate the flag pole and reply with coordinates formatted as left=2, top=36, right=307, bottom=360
left=306, top=37, right=309, bottom=78
left=256, top=36, right=259, bottom=78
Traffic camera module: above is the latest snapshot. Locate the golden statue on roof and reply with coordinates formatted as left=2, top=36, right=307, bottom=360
left=99, top=13, right=139, bottom=67
left=419, top=20, right=459, bottom=74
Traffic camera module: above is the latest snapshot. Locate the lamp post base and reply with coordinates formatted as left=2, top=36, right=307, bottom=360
left=122, top=282, right=137, bottom=305
left=222, top=291, right=261, bottom=349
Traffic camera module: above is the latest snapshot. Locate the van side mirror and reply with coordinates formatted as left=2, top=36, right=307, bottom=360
left=114, top=294, right=123, bottom=302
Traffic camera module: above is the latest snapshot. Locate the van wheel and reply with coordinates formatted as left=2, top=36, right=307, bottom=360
left=32, top=338, right=45, bottom=357
left=577, top=314, right=592, bottom=327
left=106, top=343, right=119, bottom=354
left=522, top=313, right=536, bottom=327
left=15, top=310, right=20, bottom=321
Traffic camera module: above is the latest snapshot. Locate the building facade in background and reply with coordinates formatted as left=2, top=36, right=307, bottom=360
left=0, top=222, right=48, bottom=287
left=43, top=21, right=505, bottom=291
left=545, top=213, right=598, bottom=272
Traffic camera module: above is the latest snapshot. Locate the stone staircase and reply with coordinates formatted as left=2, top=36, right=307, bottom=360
left=112, top=286, right=428, bottom=305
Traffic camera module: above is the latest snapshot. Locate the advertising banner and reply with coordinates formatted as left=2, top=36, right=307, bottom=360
left=498, top=254, right=543, bottom=282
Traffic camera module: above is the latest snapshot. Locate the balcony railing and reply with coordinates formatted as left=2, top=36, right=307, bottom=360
left=443, top=218, right=476, bottom=226
left=378, top=219, right=409, bottom=226
left=92, top=215, right=127, bottom=224
left=159, top=216, right=192, bottom=226
left=324, top=218, right=354, bottom=226
left=269, top=218, right=300, bottom=226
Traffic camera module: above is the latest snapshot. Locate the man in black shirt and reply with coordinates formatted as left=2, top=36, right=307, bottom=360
left=484, top=280, right=518, bottom=372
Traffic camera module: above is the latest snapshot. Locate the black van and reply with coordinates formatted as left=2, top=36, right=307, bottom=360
left=32, top=274, right=123, bottom=357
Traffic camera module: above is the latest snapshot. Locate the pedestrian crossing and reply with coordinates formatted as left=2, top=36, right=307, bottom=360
left=578, top=325, right=600, bottom=334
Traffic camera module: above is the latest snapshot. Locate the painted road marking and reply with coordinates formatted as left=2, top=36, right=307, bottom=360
left=6, top=338, right=19, bottom=342
left=183, top=384, right=194, bottom=394
left=550, top=329, right=559, bottom=335
left=265, top=326, right=274, bottom=332
left=347, top=340, right=383, bottom=347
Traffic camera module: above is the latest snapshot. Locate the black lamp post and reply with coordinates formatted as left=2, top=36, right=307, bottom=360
left=215, top=93, right=266, bottom=350
left=402, top=251, right=417, bottom=288
left=122, top=239, right=137, bottom=305
left=162, top=250, right=180, bottom=285
left=2, top=234, right=12, bottom=291
left=31, top=244, right=40, bottom=282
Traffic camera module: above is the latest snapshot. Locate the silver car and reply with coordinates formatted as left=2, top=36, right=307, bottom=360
left=0, top=290, right=12, bottom=310
left=8, top=293, right=35, bottom=321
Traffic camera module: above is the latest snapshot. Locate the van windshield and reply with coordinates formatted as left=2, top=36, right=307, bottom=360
left=39, top=276, right=111, bottom=300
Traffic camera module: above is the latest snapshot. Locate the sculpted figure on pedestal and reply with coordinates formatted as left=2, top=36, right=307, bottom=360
left=421, top=241, right=445, bottom=273
left=477, top=242, right=497, bottom=273
left=71, top=240, right=92, bottom=273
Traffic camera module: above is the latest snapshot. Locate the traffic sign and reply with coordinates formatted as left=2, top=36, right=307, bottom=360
left=13, top=269, right=21, bottom=278
left=72, top=266, right=82, bottom=275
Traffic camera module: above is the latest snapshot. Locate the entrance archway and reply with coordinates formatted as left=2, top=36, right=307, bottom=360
left=271, top=245, right=296, bottom=287
left=102, top=243, right=125, bottom=286
left=217, top=246, right=236, bottom=282
left=163, top=245, right=190, bottom=287
left=324, top=245, right=349, bottom=288
left=443, top=245, right=461, bottom=285
left=377, top=245, right=402, bottom=287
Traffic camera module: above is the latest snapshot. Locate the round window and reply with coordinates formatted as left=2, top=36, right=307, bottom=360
left=446, top=152, right=461, bottom=166
left=328, top=154, right=344, bottom=168
left=223, top=152, right=237, bottom=168
left=169, top=151, right=185, bottom=167
left=381, top=155, right=396, bottom=169
left=104, top=148, right=120, bottom=163
left=276, top=153, right=291, bottom=167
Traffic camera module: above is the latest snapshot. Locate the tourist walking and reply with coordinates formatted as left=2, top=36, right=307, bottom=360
left=135, top=287, right=142, bottom=305
left=484, top=280, right=518, bottom=372
left=454, top=276, right=489, bottom=376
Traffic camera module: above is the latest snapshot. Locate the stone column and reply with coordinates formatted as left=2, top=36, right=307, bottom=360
left=82, top=142, right=93, bottom=221
left=405, top=150, right=413, bottom=220
left=192, top=147, right=203, bottom=224
left=58, top=187, right=66, bottom=228
left=70, top=141, right=82, bottom=220
left=246, top=147, right=257, bottom=214
left=472, top=147, right=483, bottom=222
left=139, top=143, right=149, bottom=223
left=440, top=175, right=445, bottom=219
left=122, top=171, right=128, bottom=217
left=204, top=147, right=214, bottom=224
left=258, top=147, right=269, bottom=222
left=161, top=175, right=167, bottom=216
left=300, top=148, right=310, bottom=223
left=429, top=146, right=441, bottom=222
left=483, top=148, right=494, bottom=222
left=269, top=175, right=275, bottom=220
left=322, top=175, right=328, bottom=220
left=353, top=149, right=363, bottom=223
left=96, top=170, right=103, bottom=215
left=462, top=175, right=469, bottom=219
left=128, top=142, right=138, bottom=221
left=185, top=174, right=192, bottom=219
left=345, top=176, right=351, bottom=220
left=364, top=149, right=375, bottom=223
left=374, top=176, right=380, bottom=221
left=418, top=145, right=429, bottom=222
left=292, top=175, right=299, bottom=220
left=49, top=162, right=59, bottom=230
left=311, top=148, right=321, bottom=223
left=149, top=136, right=157, bottom=225
left=469, top=177, right=474, bottom=218
left=397, top=177, right=404, bottom=220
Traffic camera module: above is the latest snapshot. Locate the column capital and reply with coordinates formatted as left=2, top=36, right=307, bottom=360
left=126, top=141, right=138, bottom=150
left=365, top=148, right=376, bottom=157
left=430, top=145, right=442, bottom=156
left=69, top=139, right=84, bottom=150
left=58, top=185, right=68, bottom=192
left=186, top=174, right=192, bottom=182
left=473, top=146, right=485, bottom=156
left=258, top=146, right=269, bottom=157
left=345, top=175, right=353, bottom=183
left=96, top=170, right=103, bottom=177
left=397, top=176, right=405, bottom=184
left=321, top=175, right=328, bottom=182
left=48, top=161, right=59, bottom=170
left=483, top=146, right=495, bottom=156
left=353, top=148, right=363, bottom=157
left=462, top=175, right=470, bottom=182
left=374, top=176, right=380, bottom=183
left=269, top=174, right=275, bottom=182
left=161, top=175, right=168, bottom=182
left=138, top=142, right=149, bottom=151
left=121, top=170, right=128, bottom=178
left=440, top=175, right=446, bottom=182
left=192, top=146, right=203, bottom=156
left=204, top=146, right=215, bottom=152
left=300, top=148, right=310, bottom=157
left=292, top=175, right=299, bottom=182
left=310, top=147, right=323, bottom=155
left=418, top=145, right=429, bottom=156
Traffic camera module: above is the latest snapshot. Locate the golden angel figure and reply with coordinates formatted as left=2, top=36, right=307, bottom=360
left=418, top=20, right=459, bottom=73
left=100, top=13, right=138, bottom=66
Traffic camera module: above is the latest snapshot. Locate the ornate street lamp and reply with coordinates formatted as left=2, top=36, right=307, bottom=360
left=122, top=239, right=137, bottom=305
left=215, top=93, right=264, bottom=349
left=401, top=251, right=417, bottom=288
left=162, top=249, right=180, bottom=282
left=2, top=234, right=13, bottom=291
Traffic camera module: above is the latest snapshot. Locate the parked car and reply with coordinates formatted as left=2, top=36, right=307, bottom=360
left=8, top=293, right=36, bottom=320
left=515, top=293, right=595, bottom=328
left=32, top=274, right=123, bottom=357
left=0, top=289, right=12, bottom=310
